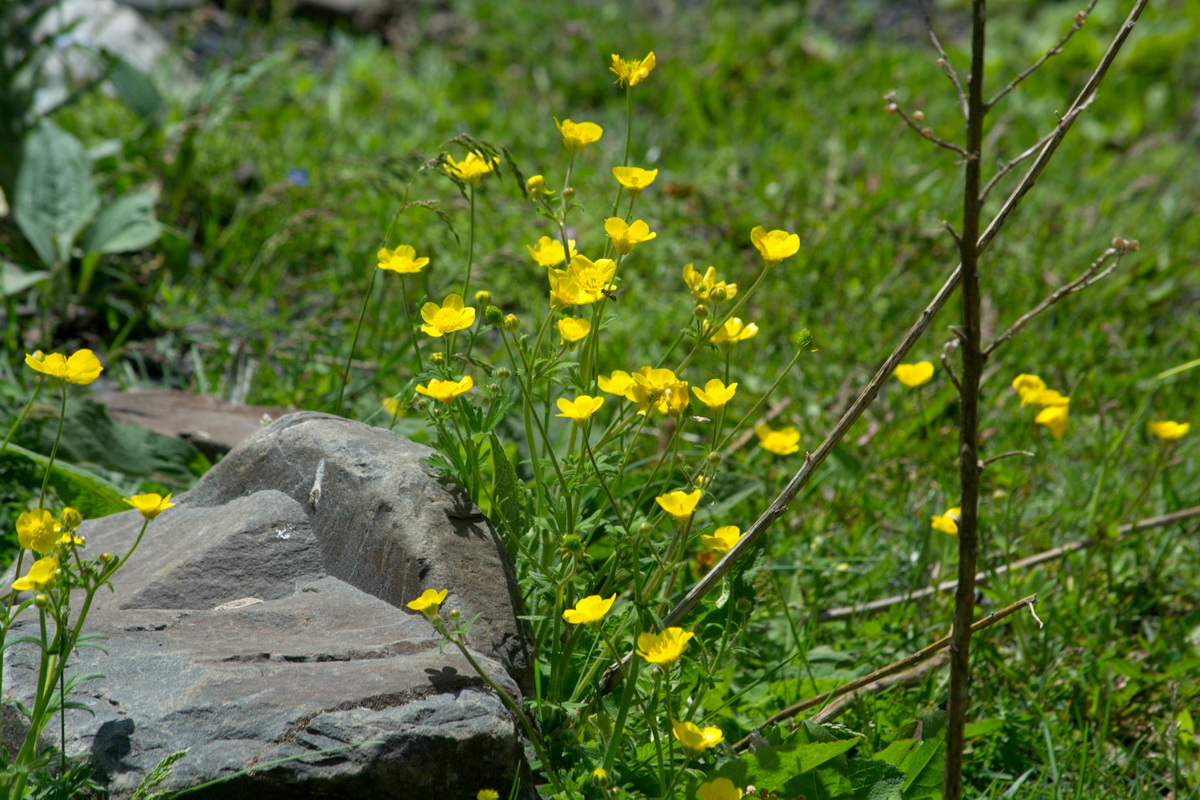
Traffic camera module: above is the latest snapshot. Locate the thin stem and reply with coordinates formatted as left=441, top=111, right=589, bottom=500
left=986, top=1, right=1098, bottom=110
left=334, top=266, right=379, bottom=416
left=38, top=380, right=68, bottom=508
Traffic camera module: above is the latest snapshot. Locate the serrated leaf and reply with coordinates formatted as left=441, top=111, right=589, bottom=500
left=82, top=190, right=162, bottom=254
left=848, top=757, right=906, bottom=800
left=13, top=119, right=99, bottom=267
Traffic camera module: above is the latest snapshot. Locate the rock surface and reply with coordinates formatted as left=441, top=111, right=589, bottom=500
left=2, top=412, right=535, bottom=799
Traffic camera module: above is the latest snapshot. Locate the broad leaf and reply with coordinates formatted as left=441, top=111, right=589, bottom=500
left=108, top=56, right=164, bottom=120
left=82, top=190, right=162, bottom=255
left=0, top=442, right=128, bottom=518
left=0, top=260, right=51, bottom=297
left=13, top=119, right=99, bottom=267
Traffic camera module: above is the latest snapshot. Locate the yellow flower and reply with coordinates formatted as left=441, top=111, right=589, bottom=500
left=707, top=317, right=759, bottom=350
left=444, top=151, right=497, bottom=185
left=562, top=593, right=616, bottom=625
left=701, top=525, right=742, bottom=554
left=377, top=245, right=429, bottom=275
left=527, top=235, right=578, bottom=268
left=591, top=768, right=611, bottom=788
left=526, top=174, right=546, bottom=198
left=628, top=366, right=683, bottom=415
left=682, top=264, right=737, bottom=306
left=750, top=225, right=800, bottom=266
left=1012, top=374, right=1047, bottom=406
left=661, top=381, right=691, bottom=416
left=555, top=118, right=603, bottom=154
left=671, top=719, right=725, bottom=757
left=636, top=627, right=694, bottom=667
left=1149, top=420, right=1190, bottom=441
left=124, top=493, right=175, bottom=521
left=550, top=255, right=616, bottom=309
left=893, top=362, right=934, bottom=388
left=477, top=791, right=499, bottom=800
left=692, top=379, right=737, bottom=410
left=25, top=349, right=104, bottom=385
left=407, top=588, right=448, bottom=617
left=555, top=395, right=605, bottom=426
left=656, top=489, right=702, bottom=523
left=610, top=51, right=656, bottom=87
left=416, top=376, right=474, bottom=403
left=557, top=317, right=591, bottom=347
left=420, top=294, right=476, bottom=337
left=598, top=370, right=635, bottom=396
left=755, top=424, right=800, bottom=456
left=1028, top=389, right=1069, bottom=407
left=612, top=166, right=659, bottom=198
left=604, top=217, right=656, bottom=255
left=1035, top=404, right=1069, bottom=439
left=930, top=506, right=961, bottom=535
left=12, top=555, right=59, bottom=592
left=698, top=777, right=744, bottom=800
left=16, top=509, right=60, bottom=554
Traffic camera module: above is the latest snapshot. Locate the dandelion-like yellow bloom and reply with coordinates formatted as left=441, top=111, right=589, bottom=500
left=416, top=376, right=474, bottom=403
left=557, top=317, right=591, bottom=346
left=671, top=719, right=725, bottom=757
left=930, top=506, right=961, bottom=535
left=1035, top=404, right=1069, bottom=439
left=755, top=424, right=800, bottom=456
left=692, top=379, right=737, bottom=410
left=598, top=370, right=635, bottom=396
left=1149, top=420, right=1190, bottom=441
left=698, top=777, right=744, bottom=800
left=604, top=217, right=657, bottom=255
left=1012, top=374, right=1047, bottom=406
left=610, top=51, right=656, bottom=87
left=444, top=151, right=497, bottom=185
left=612, top=166, right=659, bottom=198
left=701, top=525, right=743, bottom=554
left=407, top=588, right=448, bottom=617
left=555, top=395, right=605, bottom=426
left=656, top=489, right=702, bottom=523
left=377, top=245, right=429, bottom=275
left=12, top=555, right=59, bottom=592
left=750, top=225, right=800, bottom=266
left=555, top=118, right=603, bottom=154
left=25, top=349, right=104, bottom=385
left=707, top=318, right=759, bottom=350
left=636, top=627, right=694, bottom=667
left=893, top=362, right=934, bottom=388
left=562, top=593, right=616, bottom=625
left=682, top=264, right=737, bottom=306
left=420, top=294, right=476, bottom=337
left=124, top=493, right=175, bottom=521
left=527, top=236, right=578, bottom=268
left=17, top=509, right=60, bottom=555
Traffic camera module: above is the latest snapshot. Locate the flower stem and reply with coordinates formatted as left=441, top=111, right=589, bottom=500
left=335, top=265, right=379, bottom=416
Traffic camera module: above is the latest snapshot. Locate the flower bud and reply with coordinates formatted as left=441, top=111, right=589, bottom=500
left=562, top=187, right=575, bottom=200
left=503, top=313, right=520, bottom=333
left=736, top=597, right=753, bottom=613
left=475, top=290, right=491, bottom=306
left=485, top=305, right=504, bottom=326
left=99, top=553, right=115, bottom=563
left=526, top=174, right=546, bottom=197
left=34, top=593, right=51, bottom=609
left=706, top=451, right=722, bottom=466
left=449, top=608, right=462, bottom=622
left=487, top=383, right=501, bottom=395
left=637, top=521, right=654, bottom=538
left=912, top=110, right=925, bottom=122
left=693, top=304, right=709, bottom=320
left=59, top=507, right=83, bottom=531
left=591, top=767, right=611, bottom=788
left=885, top=103, right=898, bottom=115
left=430, top=352, right=445, bottom=365
left=1074, top=10, right=1088, bottom=24
left=493, top=366, right=511, bottom=381
left=921, top=127, right=934, bottom=138
left=709, top=286, right=728, bottom=303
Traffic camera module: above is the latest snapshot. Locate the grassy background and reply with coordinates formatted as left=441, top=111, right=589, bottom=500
left=3, top=0, right=1199, bottom=796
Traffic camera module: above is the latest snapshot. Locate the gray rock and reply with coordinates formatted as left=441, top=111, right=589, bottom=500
left=2, top=412, right=536, bottom=798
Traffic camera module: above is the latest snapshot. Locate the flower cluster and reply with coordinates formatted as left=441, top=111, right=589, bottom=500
left=1012, top=374, right=1070, bottom=439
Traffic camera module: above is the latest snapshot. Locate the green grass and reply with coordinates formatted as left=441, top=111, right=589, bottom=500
left=3, top=0, right=1199, bottom=796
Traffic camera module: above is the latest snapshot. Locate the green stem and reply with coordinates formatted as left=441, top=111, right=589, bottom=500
left=459, top=184, right=476, bottom=300
left=334, top=265, right=379, bottom=416
left=37, top=380, right=68, bottom=509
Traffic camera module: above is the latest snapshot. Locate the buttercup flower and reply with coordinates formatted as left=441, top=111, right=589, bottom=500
left=420, top=294, right=476, bottom=336
left=692, top=379, right=737, bottom=410
left=755, top=424, right=800, bottom=456
left=1012, top=374, right=1047, bottom=406
left=610, top=51, right=656, bottom=87
left=1149, top=420, right=1190, bottom=441
left=656, top=489, right=702, bottom=523
left=682, top=264, right=737, bottom=306
left=557, top=317, right=591, bottom=346
left=1028, top=389, right=1069, bottom=407
left=377, top=245, right=429, bottom=275
left=12, top=555, right=59, bottom=592
left=661, top=381, right=691, bottom=416
left=556, top=395, right=605, bottom=426
left=598, top=370, right=635, bottom=396
left=612, top=166, right=659, bottom=198
left=527, top=236, right=578, bottom=268
left=416, top=376, right=474, bottom=403
left=125, top=493, right=175, bottom=521
left=750, top=225, right=800, bottom=266
left=549, top=255, right=617, bottom=309
left=25, top=349, right=103, bottom=385
left=894, top=362, right=934, bottom=388
left=407, top=588, right=448, bottom=617
left=628, top=366, right=684, bottom=415
left=701, top=525, right=742, bottom=553
left=562, top=593, right=616, bottom=625
left=604, top=217, right=657, bottom=255
left=931, top=506, right=961, bottom=535
left=17, top=509, right=60, bottom=554
left=526, top=174, right=546, bottom=198
left=555, top=118, right=603, bottom=154
left=1035, top=404, right=1069, bottom=439
left=699, top=777, right=744, bottom=800
left=671, top=719, right=725, bottom=757
left=707, top=318, right=759, bottom=350
left=637, top=627, right=694, bottom=667
left=591, top=768, right=611, bottom=787
left=444, top=151, right=497, bottom=185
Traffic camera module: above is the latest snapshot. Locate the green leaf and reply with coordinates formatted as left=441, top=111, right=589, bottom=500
left=82, top=190, right=162, bottom=255
left=108, top=56, right=164, bottom=120
left=709, top=721, right=861, bottom=796
left=876, top=711, right=947, bottom=798
left=489, top=432, right=524, bottom=550
left=848, top=757, right=906, bottom=800
left=0, top=260, right=51, bottom=297
left=13, top=119, right=99, bottom=267
left=0, top=442, right=128, bottom=518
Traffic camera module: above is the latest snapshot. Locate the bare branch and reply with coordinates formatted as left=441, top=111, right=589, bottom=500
left=941, top=339, right=962, bottom=392
left=979, top=450, right=1035, bottom=468
left=980, top=95, right=1096, bottom=204
left=888, top=97, right=970, bottom=157
left=941, top=219, right=962, bottom=246
left=922, top=3, right=969, bottom=117
left=986, top=1, right=1100, bottom=110
left=810, top=650, right=951, bottom=725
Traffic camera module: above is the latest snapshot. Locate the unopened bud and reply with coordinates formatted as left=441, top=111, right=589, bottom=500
left=709, top=286, right=728, bottom=303
left=99, top=553, right=115, bottom=563
left=485, top=305, right=504, bottom=326
left=449, top=608, right=461, bottom=622
left=503, top=313, right=520, bottom=333
left=637, top=521, right=654, bottom=538
left=562, top=187, right=575, bottom=200
left=60, top=507, right=83, bottom=531
left=912, top=110, right=925, bottom=122
left=493, top=366, right=511, bottom=381
left=526, top=174, right=546, bottom=196
left=34, top=593, right=50, bottom=608
left=936, top=58, right=948, bottom=69
left=429, top=352, right=445, bottom=365
left=706, top=451, right=722, bottom=466
left=693, top=304, right=709, bottom=320
left=475, top=290, right=491, bottom=306
left=1074, top=10, right=1088, bottom=24
left=736, top=597, right=753, bottom=613
left=487, top=383, right=501, bottom=395
left=885, top=103, right=898, bottom=115
left=921, top=127, right=933, bottom=137
left=591, top=767, right=611, bottom=788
